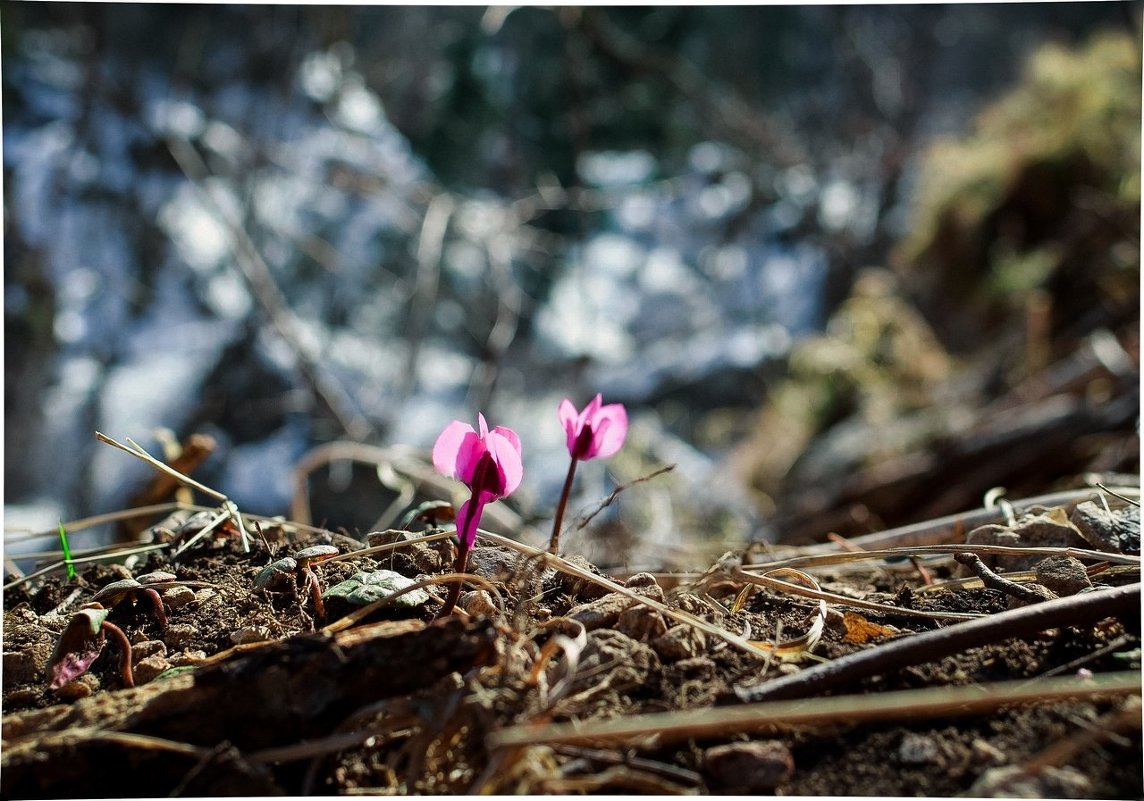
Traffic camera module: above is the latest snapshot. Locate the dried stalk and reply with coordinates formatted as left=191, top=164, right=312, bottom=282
left=488, top=671, right=1140, bottom=749
left=776, top=486, right=1140, bottom=556
left=747, top=542, right=1141, bottom=574
left=720, top=558, right=984, bottom=621
left=475, top=529, right=771, bottom=661
left=734, top=582, right=1140, bottom=703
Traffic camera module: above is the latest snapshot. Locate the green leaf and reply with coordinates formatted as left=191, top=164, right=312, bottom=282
left=58, top=520, right=76, bottom=582
left=322, top=570, right=431, bottom=608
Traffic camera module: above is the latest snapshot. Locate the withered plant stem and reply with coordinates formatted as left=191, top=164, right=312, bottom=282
left=954, top=552, right=1048, bottom=604
left=733, top=582, right=1140, bottom=704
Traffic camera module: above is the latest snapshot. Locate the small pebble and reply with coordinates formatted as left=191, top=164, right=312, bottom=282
left=163, top=623, right=198, bottom=647
left=898, top=732, right=941, bottom=765
left=616, top=604, right=668, bottom=641
left=230, top=626, right=273, bottom=645
left=1034, top=556, right=1092, bottom=596
left=651, top=624, right=707, bottom=662
left=162, top=586, right=197, bottom=609
left=133, top=654, right=172, bottom=685
left=2, top=650, right=42, bottom=685
left=970, top=738, right=1006, bottom=766
left=131, top=639, right=167, bottom=661
left=459, top=590, right=498, bottom=617
left=567, top=593, right=632, bottom=631
left=169, top=649, right=208, bottom=667
left=969, top=765, right=1092, bottom=798
left=1070, top=500, right=1139, bottom=553
left=703, top=740, right=795, bottom=791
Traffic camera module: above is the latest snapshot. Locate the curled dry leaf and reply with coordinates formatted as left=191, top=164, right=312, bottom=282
left=841, top=611, right=900, bottom=644
left=45, top=607, right=110, bottom=690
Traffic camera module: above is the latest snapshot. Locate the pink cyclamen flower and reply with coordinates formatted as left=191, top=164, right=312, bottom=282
left=550, top=394, right=627, bottom=553
left=559, top=393, right=628, bottom=461
left=432, top=413, right=523, bottom=551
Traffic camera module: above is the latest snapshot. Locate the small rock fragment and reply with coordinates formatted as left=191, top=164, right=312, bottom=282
left=162, top=586, right=197, bottom=609
left=970, top=738, right=1006, bottom=766
left=3, top=650, right=42, bottom=685
left=459, top=590, right=498, bottom=617
left=230, top=626, right=273, bottom=645
left=1070, top=500, right=1140, bottom=554
left=131, top=639, right=167, bottom=660
left=1034, top=556, right=1092, bottom=596
left=967, top=511, right=1089, bottom=571
left=164, top=623, right=199, bottom=647
left=467, top=546, right=525, bottom=580
left=169, top=649, right=208, bottom=666
left=567, top=593, right=632, bottom=631
left=898, top=732, right=941, bottom=765
left=625, top=573, right=667, bottom=603
left=133, top=654, right=172, bottom=685
left=616, top=604, right=668, bottom=641
left=969, top=765, right=1092, bottom=798
left=652, top=624, right=707, bottom=662
left=703, top=740, right=795, bottom=792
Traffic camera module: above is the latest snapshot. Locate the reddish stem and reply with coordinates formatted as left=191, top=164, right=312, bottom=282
left=548, top=456, right=580, bottom=554
left=304, top=568, right=326, bottom=619
left=436, top=545, right=471, bottom=619
left=101, top=620, right=135, bottom=688
left=142, top=587, right=168, bottom=628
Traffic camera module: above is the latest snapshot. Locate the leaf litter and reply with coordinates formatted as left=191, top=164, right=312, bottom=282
left=2, top=473, right=1140, bottom=796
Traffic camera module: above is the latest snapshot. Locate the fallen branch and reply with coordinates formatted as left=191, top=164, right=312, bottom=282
left=488, top=671, right=1140, bottom=749
left=732, top=582, right=1140, bottom=703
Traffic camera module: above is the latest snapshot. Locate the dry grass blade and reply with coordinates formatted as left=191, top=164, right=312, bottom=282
left=722, top=558, right=984, bottom=621
left=475, top=529, right=771, bottom=661
left=96, top=432, right=254, bottom=552
left=3, top=543, right=170, bottom=591
left=780, top=486, right=1140, bottom=556
left=748, top=542, right=1142, bottom=574
left=488, top=671, right=1140, bottom=749
left=747, top=568, right=827, bottom=659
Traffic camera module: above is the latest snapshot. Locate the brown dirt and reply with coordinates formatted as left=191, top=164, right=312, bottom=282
left=2, top=511, right=1140, bottom=797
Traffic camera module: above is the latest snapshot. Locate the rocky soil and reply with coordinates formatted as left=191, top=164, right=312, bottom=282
left=2, top=489, right=1141, bottom=797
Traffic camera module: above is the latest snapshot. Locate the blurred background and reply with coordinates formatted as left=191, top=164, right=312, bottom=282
left=4, top=3, right=1140, bottom=570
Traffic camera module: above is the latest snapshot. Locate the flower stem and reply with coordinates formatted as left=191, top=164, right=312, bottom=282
left=549, top=456, right=580, bottom=554
left=101, top=620, right=135, bottom=688
left=436, top=545, right=471, bottom=618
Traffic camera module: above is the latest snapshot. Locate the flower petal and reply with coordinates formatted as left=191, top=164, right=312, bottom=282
left=486, top=429, right=524, bottom=496
left=585, top=393, right=603, bottom=419
left=492, top=424, right=522, bottom=456
left=590, top=403, right=628, bottom=459
left=432, top=421, right=476, bottom=478
left=558, top=399, right=580, bottom=454
left=454, top=498, right=484, bottom=550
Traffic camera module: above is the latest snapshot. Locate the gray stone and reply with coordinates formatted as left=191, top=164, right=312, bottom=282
left=1034, top=556, right=1092, bottom=596
left=703, top=740, right=795, bottom=791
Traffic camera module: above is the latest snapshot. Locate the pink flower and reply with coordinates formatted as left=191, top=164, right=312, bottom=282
left=549, top=394, right=627, bottom=553
left=559, top=394, right=628, bottom=461
left=433, top=413, right=523, bottom=550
